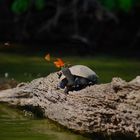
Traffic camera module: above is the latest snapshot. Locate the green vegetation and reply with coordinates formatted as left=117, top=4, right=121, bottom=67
left=11, top=0, right=30, bottom=14
left=11, top=0, right=139, bottom=14
left=100, top=0, right=134, bottom=12
left=11, top=0, right=46, bottom=14
left=0, top=53, right=139, bottom=83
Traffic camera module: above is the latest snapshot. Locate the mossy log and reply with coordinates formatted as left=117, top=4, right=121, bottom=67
left=0, top=72, right=140, bottom=138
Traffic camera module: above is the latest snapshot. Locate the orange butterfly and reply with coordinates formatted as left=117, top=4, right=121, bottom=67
left=54, top=58, right=65, bottom=68
left=45, top=53, right=51, bottom=61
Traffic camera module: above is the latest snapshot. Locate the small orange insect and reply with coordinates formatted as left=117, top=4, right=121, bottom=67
left=54, top=58, right=65, bottom=68
left=45, top=53, right=65, bottom=68
left=44, top=53, right=51, bottom=61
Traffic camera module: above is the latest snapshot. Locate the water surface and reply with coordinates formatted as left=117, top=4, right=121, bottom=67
left=0, top=104, right=91, bottom=140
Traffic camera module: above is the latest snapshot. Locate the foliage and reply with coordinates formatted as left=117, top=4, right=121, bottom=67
left=11, top=0, right=45, bottom=14
left=118, top=0, right=133, bottom=12
left=11, top=0, right=30, bottom=14
left=11, top=0, right=140, bottom=15
left=99, top=0, right=136, bottom=12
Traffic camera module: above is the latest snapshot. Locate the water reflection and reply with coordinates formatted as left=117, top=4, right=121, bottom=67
left=0, top=104, right=91, bottom=140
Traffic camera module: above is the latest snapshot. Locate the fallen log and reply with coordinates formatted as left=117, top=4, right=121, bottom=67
left=0, top=72, right=140, bottom=138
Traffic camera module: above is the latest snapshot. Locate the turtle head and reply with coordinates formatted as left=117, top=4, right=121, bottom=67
left=61, top=67, right=75, bottom=86
left=61, top=67, right=71, bottom=77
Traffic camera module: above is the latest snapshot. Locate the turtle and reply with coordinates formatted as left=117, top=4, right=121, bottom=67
left=57, top=65, right=98, bottom=93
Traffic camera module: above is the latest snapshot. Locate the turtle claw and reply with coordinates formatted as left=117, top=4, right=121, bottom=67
left=64, top=88, right=69, bottom=94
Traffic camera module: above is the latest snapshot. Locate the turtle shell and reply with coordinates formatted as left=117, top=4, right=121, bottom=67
left=60, top=65, right=98, bottom=82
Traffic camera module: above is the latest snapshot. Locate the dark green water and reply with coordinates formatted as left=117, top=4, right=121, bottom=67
left=0, top=104, right=91, bottom=140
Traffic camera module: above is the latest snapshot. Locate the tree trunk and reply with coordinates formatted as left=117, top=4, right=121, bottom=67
left=0, top=72, right=140, bottom=138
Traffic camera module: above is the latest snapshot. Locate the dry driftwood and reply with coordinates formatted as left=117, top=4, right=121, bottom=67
left=0, top=72, right=140, bottom=138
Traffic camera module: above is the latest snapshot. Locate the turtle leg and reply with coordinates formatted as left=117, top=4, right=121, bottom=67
left=64, top=87, right=69, bottom=94
left=58, top=78, right=68, bottom=89
left=64, top=85, right=75, bottom=94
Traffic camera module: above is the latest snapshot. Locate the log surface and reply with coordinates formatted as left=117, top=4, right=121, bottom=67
left=0, top=73, right=140, bottom=137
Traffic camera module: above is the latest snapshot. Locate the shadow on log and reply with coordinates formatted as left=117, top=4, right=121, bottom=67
left=0, top=72, right=140, bottom=138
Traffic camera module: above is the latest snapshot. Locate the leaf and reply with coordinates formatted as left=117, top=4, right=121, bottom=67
left=119, top=0, right=132, bottom=12
left=11, top=0, right=30, bottom=14
left=54, top=58, right=65, bottom=68
left=45, top=53, right=51, bottom=61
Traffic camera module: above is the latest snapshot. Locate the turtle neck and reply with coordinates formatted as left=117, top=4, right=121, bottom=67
left=61, top=67, right=75, bottom=86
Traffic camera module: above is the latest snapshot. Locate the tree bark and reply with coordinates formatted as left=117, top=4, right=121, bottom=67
left=0, top=72, right=140, bottom=138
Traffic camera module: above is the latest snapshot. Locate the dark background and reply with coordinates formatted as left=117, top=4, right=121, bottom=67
left=0, top=0, right=140, bottom=56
